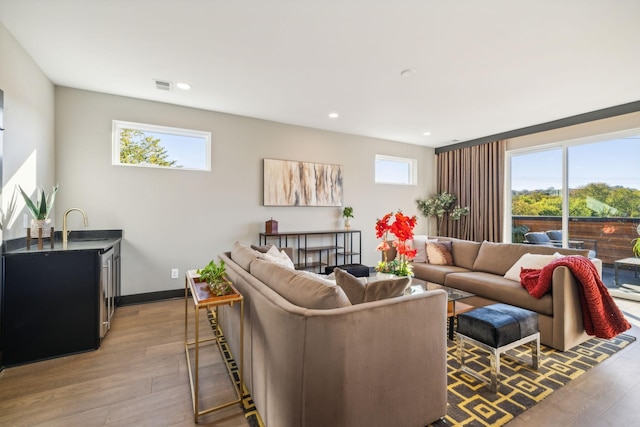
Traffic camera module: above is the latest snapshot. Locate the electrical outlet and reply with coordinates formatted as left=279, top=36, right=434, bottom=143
left=171, top=268, right=179, bottom=279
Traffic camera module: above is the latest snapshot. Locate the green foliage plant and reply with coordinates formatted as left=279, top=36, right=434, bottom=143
left=632, top=238, right=640, bottom=258
left=416, top=192, right=469, bottom=236
left=119, top=129, right=178, bottom=167
left=342, top=206, right=354, bottom=218
left=18, top=184, right=58, bottom=220
left=197, top=260, right=232, bottom=296
left=0, top=187, right=19, bottom=231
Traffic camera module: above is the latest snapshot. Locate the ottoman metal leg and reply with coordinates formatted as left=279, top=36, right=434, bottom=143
left=457, top=332, right=540, bottom=393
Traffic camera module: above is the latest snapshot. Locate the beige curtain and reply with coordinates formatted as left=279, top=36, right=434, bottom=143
left=437, top=140, right=506, bottom=242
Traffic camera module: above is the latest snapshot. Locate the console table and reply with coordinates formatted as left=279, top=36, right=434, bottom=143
left=184, top=270, right=244, bottom=422
left=259, top=230, right=361, bottom=273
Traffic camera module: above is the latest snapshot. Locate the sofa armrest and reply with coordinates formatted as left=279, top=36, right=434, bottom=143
left=551, top=266, right=589, bottom=351
left=301, top=290, right=448, bottom=426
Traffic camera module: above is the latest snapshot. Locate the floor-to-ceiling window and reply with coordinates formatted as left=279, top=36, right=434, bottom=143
left=507, top=130, right=640, bottom=266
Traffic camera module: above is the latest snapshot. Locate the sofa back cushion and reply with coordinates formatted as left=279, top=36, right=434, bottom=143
left=472, top=241, right=590, bottom=276
left=250, top=259, right=351, bottom=309
left=231, top=241, right=260, bottom=271
left=333, top=267, right=409, bottom=304
left=431, top=237, right=481, bottom=270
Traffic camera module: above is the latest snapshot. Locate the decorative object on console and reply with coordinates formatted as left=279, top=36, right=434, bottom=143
left=342, top=206, right=353, bottom=230
left=263, top=158, right=343, bottom=206
left=265, top=218, right=278, bottom=234
left=375, top=211, right=417, bottom=277
left=197, top=259, right=232, bottom=296
left=416, top=191, right=469, bottom=236
left=19, top=184, right=58, bottom=238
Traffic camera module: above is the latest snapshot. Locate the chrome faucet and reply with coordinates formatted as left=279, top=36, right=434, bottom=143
left=63, top=208, right=89, bottom=247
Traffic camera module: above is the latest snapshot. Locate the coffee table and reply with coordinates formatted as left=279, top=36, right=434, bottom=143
left=405, top=277, right=475, bottom=340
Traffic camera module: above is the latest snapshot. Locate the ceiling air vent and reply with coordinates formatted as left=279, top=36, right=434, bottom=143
left=154, top=79, right=173, bottom=91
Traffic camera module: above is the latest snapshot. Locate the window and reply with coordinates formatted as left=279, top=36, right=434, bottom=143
left=375, top=155, right=417, bottom=185
left=506, top=130, right=640, bottom=263
left=112, top=121, right=211, bottom=171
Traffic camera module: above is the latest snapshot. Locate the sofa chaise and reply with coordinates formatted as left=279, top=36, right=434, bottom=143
left=399, top=236, right=603, bottom=351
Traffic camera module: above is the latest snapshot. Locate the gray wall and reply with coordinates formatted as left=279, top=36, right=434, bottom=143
left=55, top=87, right=435, bottom=295
left=0, top=23, right=56, bottom=240
left=1, top=19, right=436, bottom=297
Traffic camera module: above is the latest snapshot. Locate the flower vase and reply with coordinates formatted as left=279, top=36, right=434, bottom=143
left=344, top=217, right=351, bottom=230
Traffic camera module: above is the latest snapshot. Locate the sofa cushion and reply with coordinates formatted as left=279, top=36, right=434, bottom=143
left=231, top=241, right=260, bottom=271
left=334, top=268, right=410, bottom=304
left=411, top=262, right=471, bottom=284
left=409, top=235, right=435, bottom=263
left=251, top=259, right=351, bottom=309
left=333, top=268, right=366, bottom=303
left=364, top=276, right=411, bottom=302
left=472, top=241, right=589, bottom=276
left=258, top=245, right=295, bottom=269
left=426, top=241, right=454, bottom=265
left=503, top=252, right=563, bottom=282
left=448, top=239, right=482, bottom=270
left=445, top=271, right=553, bottom=316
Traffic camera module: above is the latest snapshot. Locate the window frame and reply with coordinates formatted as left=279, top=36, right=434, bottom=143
left=374, top=154, right=418, bottom=185
left=112, top=120, right=211, bottom=171
left=504, top=127, right=640, bottom=242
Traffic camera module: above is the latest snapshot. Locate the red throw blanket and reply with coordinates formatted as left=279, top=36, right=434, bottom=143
left=520, top=256, right=631, bottom=339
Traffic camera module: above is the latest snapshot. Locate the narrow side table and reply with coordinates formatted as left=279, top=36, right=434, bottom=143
left=184, top=270, right=244, bottom=423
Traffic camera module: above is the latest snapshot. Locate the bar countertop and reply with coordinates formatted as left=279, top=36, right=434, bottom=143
left=3, top=230, right=123, bottom=255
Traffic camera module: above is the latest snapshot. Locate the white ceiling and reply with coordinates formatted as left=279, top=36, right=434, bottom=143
left=1, top=0, right=639, bottom=148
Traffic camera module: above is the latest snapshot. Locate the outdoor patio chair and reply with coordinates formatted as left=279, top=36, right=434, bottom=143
left=545, top=230, right=597, bottom=258
left=523, top=232, right=560, bottom=247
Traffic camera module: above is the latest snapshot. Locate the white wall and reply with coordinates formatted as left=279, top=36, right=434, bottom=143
left=55, top=87, right=436, bottom=295
left=0, top=22, right=56, bottom=240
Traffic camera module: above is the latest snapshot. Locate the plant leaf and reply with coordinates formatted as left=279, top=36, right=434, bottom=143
left=18, top=186, right=40, bottom=219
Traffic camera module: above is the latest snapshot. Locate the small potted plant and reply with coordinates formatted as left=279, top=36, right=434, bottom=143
left=342, top=206, right=354, bottom=230
left=197, top=259, right=232, bottom=296
left=18, top=184, right=58, bottom=238
left=632, top=224, right=640, bottom=258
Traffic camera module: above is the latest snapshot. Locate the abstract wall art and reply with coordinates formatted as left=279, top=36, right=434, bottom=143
left=263, top=159, right=343, bottom=206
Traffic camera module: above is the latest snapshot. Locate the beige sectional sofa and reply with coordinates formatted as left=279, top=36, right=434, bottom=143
left=406, top=237, right=602, bottom=351
left=217, top=241, right=448, bottom=427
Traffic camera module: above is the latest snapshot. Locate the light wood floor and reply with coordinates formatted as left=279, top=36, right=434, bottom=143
left=0, top=297, right=638, bottom=427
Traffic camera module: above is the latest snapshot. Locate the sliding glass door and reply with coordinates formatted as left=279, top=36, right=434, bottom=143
left=508, top=131, right=640, bottom=265
left=509, top=147, right=562, bottom=243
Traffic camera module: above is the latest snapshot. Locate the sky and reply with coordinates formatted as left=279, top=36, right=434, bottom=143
left=511, top=137, right=639, bottom=191
left=145, top=131, right=207, bottom=170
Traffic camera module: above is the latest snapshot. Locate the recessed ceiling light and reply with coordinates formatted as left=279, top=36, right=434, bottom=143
left=328, top=112, right=339, bottom=118
left=176, top=82, right=191, bottom=90
left=423, top=131, right=431, bottom=136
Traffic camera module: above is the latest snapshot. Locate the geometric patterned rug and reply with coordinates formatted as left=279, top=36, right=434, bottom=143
left=207, top=308, right=634, bottom=427
left=206, top=311, right=265, bottom=427
left=435, top=334, right=636, bottom=426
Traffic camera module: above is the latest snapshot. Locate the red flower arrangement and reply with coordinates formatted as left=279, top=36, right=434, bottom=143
left=375, top=211, right=418, bottom=276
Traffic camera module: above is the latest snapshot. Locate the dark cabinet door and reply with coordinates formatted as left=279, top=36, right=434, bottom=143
left=2, top=251, right=99, bottom=366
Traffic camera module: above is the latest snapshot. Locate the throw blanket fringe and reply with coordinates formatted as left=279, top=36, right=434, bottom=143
left=520, top=256, right=631, bottom=339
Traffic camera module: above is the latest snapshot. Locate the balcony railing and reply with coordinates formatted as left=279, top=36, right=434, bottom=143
left=512, top=216, right=640, bottom=265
